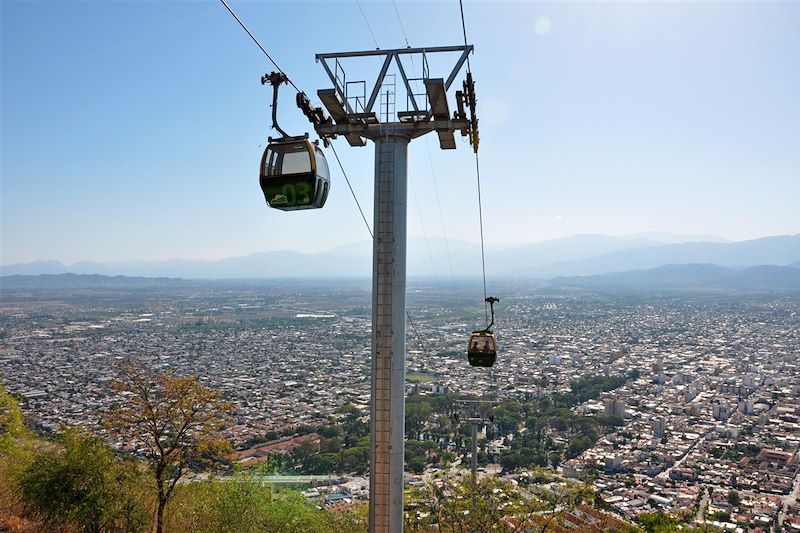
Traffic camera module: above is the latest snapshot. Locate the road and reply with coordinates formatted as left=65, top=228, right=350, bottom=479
left=695, top=487, right=709, bottom=523
left=658, top=432, right=707, bottom=480
left=776, top=465, right=800, bottom=531
left=211, top=474, right=345, bottom=486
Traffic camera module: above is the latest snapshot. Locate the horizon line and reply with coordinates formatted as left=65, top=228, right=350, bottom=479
left=4, top=231, right=798, bottom=267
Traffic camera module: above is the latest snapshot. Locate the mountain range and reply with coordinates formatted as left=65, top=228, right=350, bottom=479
left=549, top=263, right=800, bottom=291
left=2, top=233, right=799, bottom=281
left=0, top=273, right=194, bottom=290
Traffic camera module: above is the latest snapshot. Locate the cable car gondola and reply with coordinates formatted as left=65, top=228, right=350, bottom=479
left=259, top=72, right=330, bottom=211
left=260, top=137, right=330, bottom=210
left=468, top=296, right=499, bottom=368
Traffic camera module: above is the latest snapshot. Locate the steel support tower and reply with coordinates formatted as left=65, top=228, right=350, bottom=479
left=370, top=136, right=408, bottom=531
left=470, top=416, right=480, bottom=478
left=454, top=398, right=496, bottom=481
left=313, top=45, right=476, bottom=533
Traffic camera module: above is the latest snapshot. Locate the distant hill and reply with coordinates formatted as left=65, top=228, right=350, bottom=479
left=518, top=234, right=800, bottom=278
left=0, top=273, right=191, bottom=290
left=0, top=235, right=653, bottom=279
left=549, top=264, right=800, bottom=291
left=616, top=232, right=730, bottom=244
left=1, top=260, right=69, bottom=276
left=3, top=265, right=799, bottom=293
left=2, top=234, right=798, bottom=279
left=481, top=234, right=658, bottom=276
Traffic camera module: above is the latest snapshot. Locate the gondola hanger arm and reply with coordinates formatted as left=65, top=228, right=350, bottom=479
left=485, top=296, right=499, bottom=331
left=262, top=71, right=290, bottom=140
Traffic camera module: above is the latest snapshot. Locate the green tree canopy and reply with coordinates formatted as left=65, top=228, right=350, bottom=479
left=0, top=382, right=25, bottom=452
left=638, top=511, right=681, bottom=533
left=166, top=477, right=367, bottom=533
left=17, top=427, right=147, bottom=533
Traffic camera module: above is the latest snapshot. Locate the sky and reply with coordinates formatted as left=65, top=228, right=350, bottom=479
left=2, top=0, right=799, bottom=265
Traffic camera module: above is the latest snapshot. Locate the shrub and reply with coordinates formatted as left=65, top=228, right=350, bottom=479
left=17, top=428, right=149, bottom=533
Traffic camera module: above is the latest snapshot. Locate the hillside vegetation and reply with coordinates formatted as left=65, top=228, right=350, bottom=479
left=1, top=378, right=694, bottom=533
left=0, top=382, right=367, bottom=533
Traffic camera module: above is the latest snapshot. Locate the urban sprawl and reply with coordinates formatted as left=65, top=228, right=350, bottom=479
left=1, top=280, right=798, bottom=531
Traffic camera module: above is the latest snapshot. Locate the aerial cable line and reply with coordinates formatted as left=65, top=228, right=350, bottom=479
left=475, top=153, right=488, bottom=321
left=458, top=0, right=472, bottom=73
left=388, top=0, right=458, bottom=293
left=353, top=1, right=444, bottom=358
left=409, top=171, right=443, bottom=293
left=334, top=132, right=435, bottom=359
left=391, top=0, right=411, bottom=48
left=406, top=310, right=428, bottom=358
left=426, top=141, right=458, bottom=291
left=353, top=1, right=444, bottom=296
left=331, top=143, right=373, bottom=239
left=220, top=0, right=444, bottom=358
left=219, top=0, right=376, bottom=240
left=222, top=0, right=430, bottom=365
left=391, top=0, right=459, bottom=292
left=457, top=0, right=489, bottom=320
left=356, top=0, right=380, bottom=49
left=218, top=0, right=301, bottom=93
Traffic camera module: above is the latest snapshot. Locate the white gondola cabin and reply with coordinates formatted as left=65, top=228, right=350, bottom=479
left=260, top=138, right=330, bottom=210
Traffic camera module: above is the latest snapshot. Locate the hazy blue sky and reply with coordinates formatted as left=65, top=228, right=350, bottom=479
left=2, top=1, right=799, bottom=264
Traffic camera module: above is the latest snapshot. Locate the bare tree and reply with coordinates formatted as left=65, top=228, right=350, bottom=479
left=105, top=360, right=233, bottom=533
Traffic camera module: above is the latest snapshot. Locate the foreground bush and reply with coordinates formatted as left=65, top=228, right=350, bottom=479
left=16, top=428, right=150, bottom=533
left=405, top=475, right=594, bottom=533
left=1, top=380, right=367, bottom=533
left=165, top=476, right=367, bottom=533
left=0, top=384, right=26, bottom=453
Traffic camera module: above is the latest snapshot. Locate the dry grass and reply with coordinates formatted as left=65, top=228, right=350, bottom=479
left=0, top=509, right=45, bottom=533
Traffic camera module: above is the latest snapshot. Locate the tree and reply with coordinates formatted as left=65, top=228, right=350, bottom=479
left=477, top=451, right=490, bottom=466
left=405, top=475, right=591, bottom=533
left=638, top=511, right=680, bottom=533
left=17, top=428, right=147, bottom=532
left=0, top=382, right=25, bottom=452
left=340, top=443, right=370, bottom=473
left=500, top=451, right=521, bottom=472
left=165, top=476, right=367, bottom=533
left=339, top=403, right=361, bottom=427
left=319, top=425, right=342, bottom=439
left=407, top=455, right=426, bottom=474
left=303, top=452, right=338, bottom=475
left=549, top=451, right=562, bottom=470
left=406, top=476, right=518, bottom=532
left=320, top=436, right=343, bottom=453
left=406, top=401, right=433, bottom=439
left=105, top=360, right=233, bottom=533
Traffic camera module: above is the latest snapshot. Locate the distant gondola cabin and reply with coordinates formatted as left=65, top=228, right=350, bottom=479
left=467, top=331, right=496, bottom=367
left=260, top=139, right=330, bottom=210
